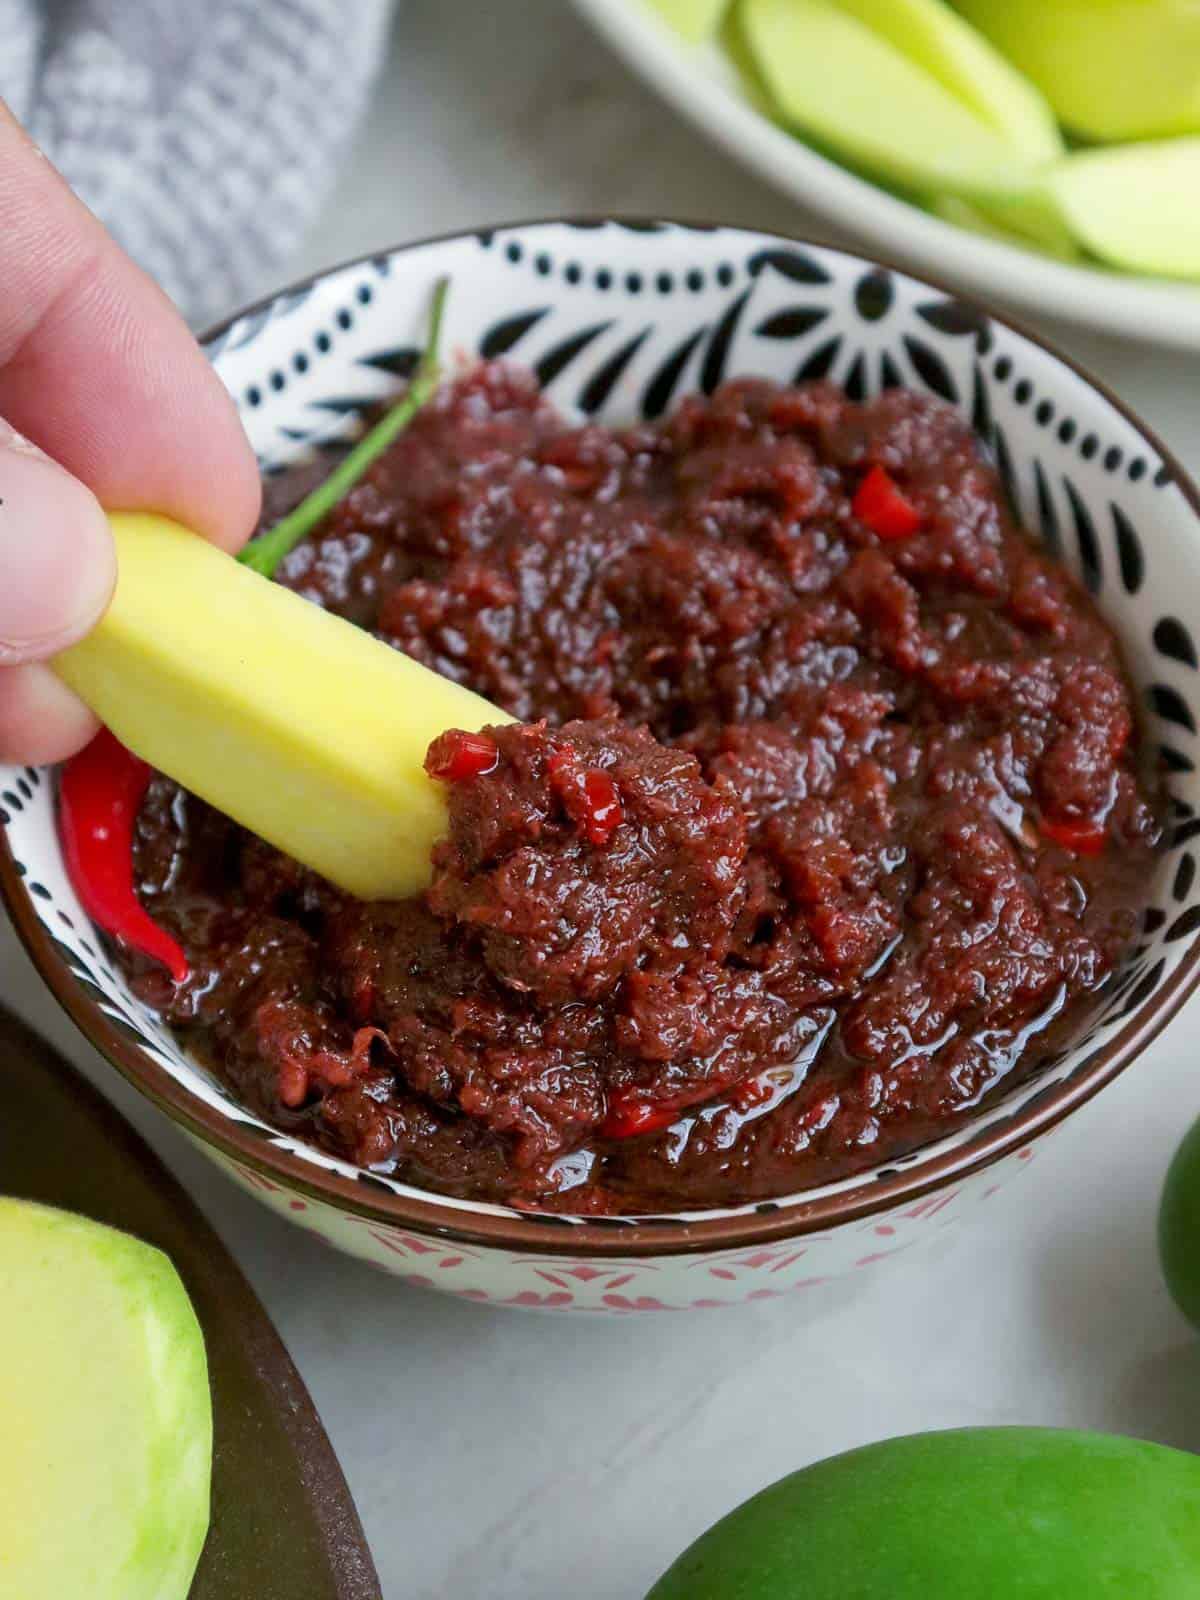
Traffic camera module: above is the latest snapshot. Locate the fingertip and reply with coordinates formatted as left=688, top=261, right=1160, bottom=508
left=0, top=444, right=116, bottom=661
left=0, top=145, right=262, bottom=555
left=55, top=282, right=264, bottom=554
left=205, top=441, right=263, bottom=555
left=0, top=663, right=100, bottom=765
left=159, top=371, right=263, bottom=554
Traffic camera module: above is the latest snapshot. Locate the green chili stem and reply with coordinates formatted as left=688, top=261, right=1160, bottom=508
left=239, top=275, right=450, bottom=578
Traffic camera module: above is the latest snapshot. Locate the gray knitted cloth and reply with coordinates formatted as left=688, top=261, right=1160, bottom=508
left=0, top=0, right=393, bottom=325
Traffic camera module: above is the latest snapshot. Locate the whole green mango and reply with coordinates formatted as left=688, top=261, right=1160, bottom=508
left=647, top=1427, right=1200, bottom=1598
left=1160, top=1114, right=1200, bottom=1330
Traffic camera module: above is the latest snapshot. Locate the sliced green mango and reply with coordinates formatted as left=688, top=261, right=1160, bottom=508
left=645, top=0, right=729, bottom=41
left=0, top=1198, right=211, bottom=1600
left=1046, top=139, right=1200, bottom=280
left=720, top=3, right=777, bottom=114
left=54, top=513, right=510, bottom=901
left=741, top=0, right=1036, bottom=201
left=931, top=193, right=1080, bottom=260
left=831, top=0, right=1062, bottom=159
left=955, top=0, right=1200, bottom=142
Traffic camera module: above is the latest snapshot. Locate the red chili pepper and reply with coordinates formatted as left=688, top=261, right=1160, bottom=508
left=425, top=729, right=499, bottom=782
left=853, top=464, right=923, bottom=541
left=59, top=729, right=189, bottom=983
left=1039, top=816, right=1106, bottom=856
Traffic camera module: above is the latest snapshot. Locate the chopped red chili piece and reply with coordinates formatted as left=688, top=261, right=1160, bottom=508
left=350, top=974, right=376, bottom=1025
left=580, top=770, right=623, bottom=847
left=796, top=1092, right=840, bottom=1135
left=853, top=464, right=923, bottom=541
left=561, top=463, right=601, bottom=494
left=592, top=631, right=619, bottom=667
left=1039, top=816, right=1107, bottom=856
left=605, top=1070, right=778, bottom=1137
left=601, top=1092, right=682, bottom=1139
left=425, top=728, right=499, bottom=782
left=59, top=729, right=189, bottom=983
left=277, top=1057, right=309, bottom=1109
left=729, top=1073, right=774, bottom=1112
left=546, top=747, right=575, bottom=782
left=548, top=747, right=625, bottom=847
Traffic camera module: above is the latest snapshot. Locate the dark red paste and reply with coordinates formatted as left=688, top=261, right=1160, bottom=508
left=122, top=366, right=1161, bottom=1211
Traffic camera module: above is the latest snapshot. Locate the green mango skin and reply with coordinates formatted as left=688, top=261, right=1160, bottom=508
left=647, top=1428, right=1200, bottom=1599
left=1160, top=1114, right=1200, bottom=1330
left=645, top=0, right=729, bottom=41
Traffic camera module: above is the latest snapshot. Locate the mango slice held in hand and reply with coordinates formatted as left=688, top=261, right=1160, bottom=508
left=54, top=513, right=510, bottom=902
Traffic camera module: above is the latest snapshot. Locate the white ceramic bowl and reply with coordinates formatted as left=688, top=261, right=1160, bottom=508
left=4, top=221, right=1200, bottom=1313
left=571, top=0, right=1200, bottom=350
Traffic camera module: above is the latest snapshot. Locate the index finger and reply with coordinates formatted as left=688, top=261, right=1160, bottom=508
left=0, top=105, right=260, bottom=551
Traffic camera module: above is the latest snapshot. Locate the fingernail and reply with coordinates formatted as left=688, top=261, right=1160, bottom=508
left=0, top=432, right=116, bottom=662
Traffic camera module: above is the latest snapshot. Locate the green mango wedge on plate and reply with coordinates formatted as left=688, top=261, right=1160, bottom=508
left=0, top=1198, right=212, bottom=1600
left=740, top=0, right=1037, bottom=202
left=831, top=0, right=1061, bottom=160
left=953, top=0, right=1200, bottom=143
left=1046, top=139, right=1200, bottom=281
left=647, top=1428, right=1200, bottom=1598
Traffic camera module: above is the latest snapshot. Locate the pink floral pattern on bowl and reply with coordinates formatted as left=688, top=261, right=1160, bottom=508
left=207, top=1138, right=1042, bottom=1313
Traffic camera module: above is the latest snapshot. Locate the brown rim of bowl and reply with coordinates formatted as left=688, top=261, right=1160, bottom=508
left=4, top=216, right=1200, bottom=1260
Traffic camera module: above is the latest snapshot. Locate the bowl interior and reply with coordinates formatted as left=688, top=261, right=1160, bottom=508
left=4, top=221, right=1200, bottom=1235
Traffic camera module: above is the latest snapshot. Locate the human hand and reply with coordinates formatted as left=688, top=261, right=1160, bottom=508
left=0, top=104, right=260, bottom=763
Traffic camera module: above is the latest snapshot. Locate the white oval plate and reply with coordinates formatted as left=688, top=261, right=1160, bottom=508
left=571, top=0, right=1200, bottom=351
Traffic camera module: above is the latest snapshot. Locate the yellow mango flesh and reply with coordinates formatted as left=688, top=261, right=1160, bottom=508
left=54, top=513, right=511, bottom=901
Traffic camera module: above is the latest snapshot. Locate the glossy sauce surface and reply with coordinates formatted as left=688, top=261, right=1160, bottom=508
left=125, top=368, right=1160, bottom=1211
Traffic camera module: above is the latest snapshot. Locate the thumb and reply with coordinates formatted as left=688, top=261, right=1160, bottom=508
left=0, top=421, right=116, bottom=663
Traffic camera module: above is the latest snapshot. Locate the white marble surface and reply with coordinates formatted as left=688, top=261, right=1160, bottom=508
left=5, top=3, right=1200, bottom=1596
